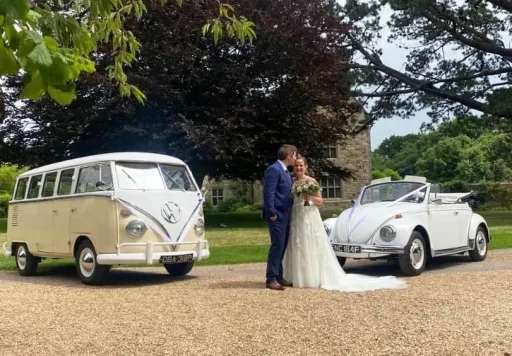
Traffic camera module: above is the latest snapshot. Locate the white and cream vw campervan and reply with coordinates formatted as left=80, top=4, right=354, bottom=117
left=2, top=152, right=209, bottom=285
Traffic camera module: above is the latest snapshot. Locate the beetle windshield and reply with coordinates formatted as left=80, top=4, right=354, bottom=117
left=360, top=182, right=426, bottom=205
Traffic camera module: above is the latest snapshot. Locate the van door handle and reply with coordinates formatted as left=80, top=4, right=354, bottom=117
left=453, top=211, right=458, bottom=215
left=71, top=208, right=77, bottom=212
left=52, top=210, right=57, bottom=213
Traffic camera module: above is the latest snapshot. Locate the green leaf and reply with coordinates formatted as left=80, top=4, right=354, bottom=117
left=28, top=43, right=53, bottom=66
left=175, top=0, right=182, bottom=7
left=0, top=39, right=20, bottom=75
left=0, top=0, right=30, bottom=19
left=48, top=84, right=76, bottom=105
left=19, top=71, right=46, bottom=100
left=201, top=23, right=210, bottom=36
left=43, top=36, right=58, bottom=51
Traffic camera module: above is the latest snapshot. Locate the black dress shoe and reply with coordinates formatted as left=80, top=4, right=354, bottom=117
left=278, top=278, right=293, bottom=287
left=266, top=281, right=285, bottom=290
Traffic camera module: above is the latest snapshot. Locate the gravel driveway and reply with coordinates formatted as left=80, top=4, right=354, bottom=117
left=1, top=251, right=511, bottom=356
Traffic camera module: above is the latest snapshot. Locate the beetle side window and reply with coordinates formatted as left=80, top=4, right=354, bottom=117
left=14, top=178, right=29, bottom=200
left=42, top=172, right=58, bottom=197
left=57, top=169, right=75, bottom=196
left=76, top=163, right=113, bottom=193
left=27, top=175, right=43, bottom=199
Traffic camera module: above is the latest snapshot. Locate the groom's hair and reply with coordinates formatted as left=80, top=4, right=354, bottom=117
left=277, top=144, right=297, bottom=160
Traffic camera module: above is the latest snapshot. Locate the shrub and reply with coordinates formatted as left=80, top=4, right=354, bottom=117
left=0, top=193, right=11, bottom=219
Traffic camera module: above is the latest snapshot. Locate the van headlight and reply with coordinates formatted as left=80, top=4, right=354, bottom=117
left=126, top=220, right=147, bottom=238
left=380, top=226, right=396, bottom=242
left=324, top=224, right=331, bottom=237
left=194, top=218, right=205, bottom=236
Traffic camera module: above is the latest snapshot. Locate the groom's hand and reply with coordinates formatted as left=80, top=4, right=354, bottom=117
left=270, top=215, right=277, bottom=221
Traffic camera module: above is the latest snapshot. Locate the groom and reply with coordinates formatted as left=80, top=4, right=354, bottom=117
left=262, top=144, right=297, bottom=290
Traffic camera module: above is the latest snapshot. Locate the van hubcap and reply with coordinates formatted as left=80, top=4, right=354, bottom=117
left=410, top=239, right=424, bottom=270
left=80, top=248, right=96, bottom=277
left=17, top=246, right=27, bottom=270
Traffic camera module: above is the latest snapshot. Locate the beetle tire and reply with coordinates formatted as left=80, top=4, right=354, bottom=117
left=398, top=231, right=427, bottom=276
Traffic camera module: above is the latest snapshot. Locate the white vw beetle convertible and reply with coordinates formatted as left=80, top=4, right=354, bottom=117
left=323, top=176, right=490, bottom=276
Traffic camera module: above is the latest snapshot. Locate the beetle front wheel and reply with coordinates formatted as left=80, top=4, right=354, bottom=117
left=398, top=231, right=427, bottom=276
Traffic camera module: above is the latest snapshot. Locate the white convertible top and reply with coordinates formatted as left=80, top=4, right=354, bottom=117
left=18, top=152, right=187, bottom=177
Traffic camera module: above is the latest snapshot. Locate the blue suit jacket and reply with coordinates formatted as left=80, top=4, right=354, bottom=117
left=262, top=161, right=293, bottom=220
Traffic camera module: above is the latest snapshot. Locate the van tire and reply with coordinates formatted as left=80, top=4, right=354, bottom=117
left=164, top=262, right=194, bottom=276
left=75, top=240, right=110, bottom=285
left=15, top=244, right=39, bottom=276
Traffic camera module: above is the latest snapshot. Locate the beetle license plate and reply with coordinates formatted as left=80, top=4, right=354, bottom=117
left=332, top=244, right=361, bottom=253
left=160, top=254, right=193, bottom=264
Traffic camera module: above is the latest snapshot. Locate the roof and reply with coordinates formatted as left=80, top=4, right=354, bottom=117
left=19, top=152, right=187, bottom=177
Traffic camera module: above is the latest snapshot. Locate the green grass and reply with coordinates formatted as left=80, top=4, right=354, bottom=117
left=0, top=210, right=510, bottom=272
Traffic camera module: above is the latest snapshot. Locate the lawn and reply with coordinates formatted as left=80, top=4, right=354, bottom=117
left=0, top=210, right=511, bottom=271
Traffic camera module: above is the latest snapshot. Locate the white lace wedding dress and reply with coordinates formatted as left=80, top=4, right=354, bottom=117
left=282, top=196, right=406, bottom=292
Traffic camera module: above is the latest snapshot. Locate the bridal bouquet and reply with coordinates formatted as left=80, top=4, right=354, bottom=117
left=291, top=178, right=322, bottom=206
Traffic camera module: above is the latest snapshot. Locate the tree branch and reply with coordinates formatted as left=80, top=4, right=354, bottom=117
left=486, top=0, right=512, bottom=13
left=420, top=8, right=512, bottom=60
left=348, top=35, right=488, bottom=112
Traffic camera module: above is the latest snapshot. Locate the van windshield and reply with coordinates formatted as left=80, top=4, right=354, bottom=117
left=114, top=162, right=196, bottom=191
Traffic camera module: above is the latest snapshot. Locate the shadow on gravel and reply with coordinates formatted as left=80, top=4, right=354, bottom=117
left=210, top=280, right=265, bottom=290
left=343, top=254, right=473, bottom=277
left=0, top=265, right=197, bottom=288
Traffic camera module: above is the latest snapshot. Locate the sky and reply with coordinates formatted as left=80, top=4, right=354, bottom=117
left=352, top=4, right=428, bottom=151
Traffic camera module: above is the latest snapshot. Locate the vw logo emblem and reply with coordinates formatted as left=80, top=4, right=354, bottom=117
left=161, top=202, right=181, bottom=224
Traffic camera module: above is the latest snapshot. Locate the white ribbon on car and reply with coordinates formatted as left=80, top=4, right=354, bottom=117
left=113, top=196, right=205, bottom=245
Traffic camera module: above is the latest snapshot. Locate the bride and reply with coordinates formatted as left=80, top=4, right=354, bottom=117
left=282, top=155, right=406, bottom=292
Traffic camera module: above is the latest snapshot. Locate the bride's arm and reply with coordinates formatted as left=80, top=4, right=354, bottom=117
left=309, top=190, right=323, bottom=206
left=306, top=178, right=323, bottom=206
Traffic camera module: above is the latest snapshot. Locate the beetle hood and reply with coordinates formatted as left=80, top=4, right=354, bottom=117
left=333, top=202, right=424, bottom=244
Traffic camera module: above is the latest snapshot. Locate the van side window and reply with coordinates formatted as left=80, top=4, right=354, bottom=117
left=57, top=169, right=75, bottom=195
left=42, top=172, right=58, bottom=197
left=76, top=163, right=113, bottom=193
left=14, top=178, right=29, bottom=200
left=27, top=175, right=43, bottom=199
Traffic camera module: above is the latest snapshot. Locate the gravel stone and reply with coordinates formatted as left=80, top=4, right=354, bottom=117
left=0, top=260, right=511, bottom=355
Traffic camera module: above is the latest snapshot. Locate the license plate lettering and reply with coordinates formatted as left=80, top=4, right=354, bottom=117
left=160, top=254, right=193, bottom=264
left=332, top=244, right=361, bottom=253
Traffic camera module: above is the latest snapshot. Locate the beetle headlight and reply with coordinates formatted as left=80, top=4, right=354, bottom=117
left=194, top=218, right=205, bottom=236
left=324, top=224, right=331, bottom=237
left=126, top=220, right=147, bottom=238
left=380, top=226, right=396, bottom=242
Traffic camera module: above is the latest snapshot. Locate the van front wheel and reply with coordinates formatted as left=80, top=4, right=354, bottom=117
left=164, top=262, right=194, bottom=276
left=15, top=244, right=39, bottom=276
left=75, top=240, right=111, bottom=285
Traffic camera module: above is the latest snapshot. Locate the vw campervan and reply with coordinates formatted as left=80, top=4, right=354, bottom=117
left=2, top=152, right=209, bottom=285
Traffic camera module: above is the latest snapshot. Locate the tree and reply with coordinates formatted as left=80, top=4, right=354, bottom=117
left=341, top=0, right=512, bottom=123
left=415, top=135, right=474, bottom=182
left=0, top=0, right=255, bottom=107
left=0, top=0, right=359, bottom=182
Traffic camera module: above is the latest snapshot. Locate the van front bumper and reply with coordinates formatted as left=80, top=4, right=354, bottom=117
left=2, top=242, right=11, bottom=257
left=96, top=240, right=210, bottom=265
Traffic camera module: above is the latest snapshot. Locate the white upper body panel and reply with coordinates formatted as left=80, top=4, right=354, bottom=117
left=18, top=152, right=187, bottom=178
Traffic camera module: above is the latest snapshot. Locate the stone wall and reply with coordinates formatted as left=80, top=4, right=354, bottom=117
left=204, top=108, right=372, bottom=212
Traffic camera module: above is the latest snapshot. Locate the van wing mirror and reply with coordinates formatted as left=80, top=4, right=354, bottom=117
left=96, top=181, right=106, bottom=190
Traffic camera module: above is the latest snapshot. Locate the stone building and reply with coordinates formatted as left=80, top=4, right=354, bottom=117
left=203, top=109, right=372, bottom=212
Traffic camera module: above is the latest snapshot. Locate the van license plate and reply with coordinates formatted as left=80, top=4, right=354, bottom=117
left=332, top=244, right=361, bottom=253
left=160, top=254, right=193, bottom=264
